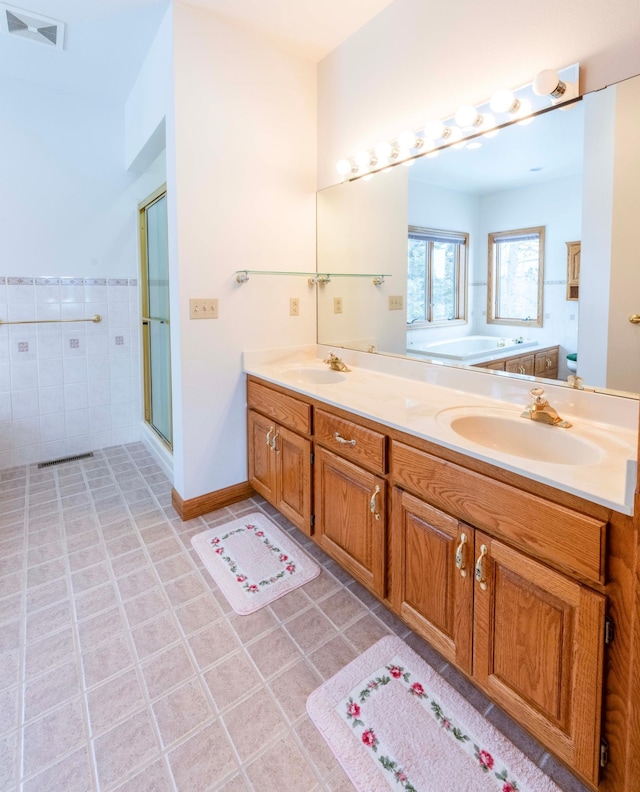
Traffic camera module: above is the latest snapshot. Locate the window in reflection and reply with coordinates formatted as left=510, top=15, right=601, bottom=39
left=488, top=226, right=544, bottom=327
left=407, top=226, right=468, bottom=326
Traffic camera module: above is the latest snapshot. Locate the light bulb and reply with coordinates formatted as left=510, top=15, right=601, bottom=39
left=448, top=127, right=465, bottom=149
left=455, top=105, right=481, bottom=129
left=398, top=130, right=416, bottom=150
left=354, top=150, right=372, bottom=170
left=552, top=81, right=579, bottom=105
left=533, top=68, right=562, bottom=97
left=517, top=98, right=532, bottom=116
left=479, top=112, right=498, bottom=138
left=336, top=159, right=352, bottom=176
left=424, top=119, right=447, bottom=140
left=421, top=138, right=436, bottom=153
left=490, top=88, right=518, bottom=114
left=375, top=141, right=393, bottom=163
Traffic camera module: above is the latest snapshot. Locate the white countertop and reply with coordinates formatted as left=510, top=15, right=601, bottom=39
left=244, top=345, right=638, bottom=515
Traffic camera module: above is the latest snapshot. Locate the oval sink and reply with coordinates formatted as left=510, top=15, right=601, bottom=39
left=438, top=408, right=604, bottom=465
left=281, top=366, right=347, bottom=385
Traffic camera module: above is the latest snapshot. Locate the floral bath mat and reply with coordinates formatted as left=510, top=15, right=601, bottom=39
left=307, top=636, right=561, bottom=792
left=191, top=512, right=320, bottom=615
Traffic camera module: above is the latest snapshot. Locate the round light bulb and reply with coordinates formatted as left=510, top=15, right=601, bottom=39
left=479, top=112, right=499, bottom=138
left=490, top=88, right=517, bottom=114
left=424, top=119, right=447, bottom=140
left=336, top=159, right=352, bottom=176
left=354, top=149, right=371, bottom=169
left=375, top=141, right=393, bottom=162
left=455, top=104, right=481, bottom=129
left=447, top=127, right=465, bottom=149
left=517, top=98, right=532, bottom=116
left=552, top=80, right=579, bottom=105
left=398, top=130, right=418, bottom=150
left=421, top=137, right=436, bottom=153
left=533, top=68, right=560, bottom=96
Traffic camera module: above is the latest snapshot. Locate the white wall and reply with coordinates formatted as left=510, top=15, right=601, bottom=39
left=317, top=0, right=640, bottom=189
left=170, top=2, right=317, bottom=500
left=0, top=74, right=166, bottom=469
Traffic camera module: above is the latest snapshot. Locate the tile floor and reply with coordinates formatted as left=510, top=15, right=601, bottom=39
left=0, top=443, right=590, bottom=792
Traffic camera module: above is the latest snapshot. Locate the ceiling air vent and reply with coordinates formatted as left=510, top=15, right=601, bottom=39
left=0, top=3, right=65, bottom=49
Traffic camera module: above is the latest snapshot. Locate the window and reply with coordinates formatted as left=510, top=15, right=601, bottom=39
left=488, top=226, right=545, bottom=327
left=407, top=226, right=468, bottom=326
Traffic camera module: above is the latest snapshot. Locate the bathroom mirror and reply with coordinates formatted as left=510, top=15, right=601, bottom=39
left=317, top=72, right=640, bottom=398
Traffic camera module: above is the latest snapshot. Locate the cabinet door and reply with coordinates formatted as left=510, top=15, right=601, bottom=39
left=248, top=409, right=276, bottom=504
left=314, top=447, right=386, bottom=596
left=505, top=353, right=535, bottom=375
left=534, top=348, right=559, bottom=379
left=473, top=532, right=605, bottom=786
left=391, top=489, right=473, bottom=673
left=275, top=425, right=312, bottom=536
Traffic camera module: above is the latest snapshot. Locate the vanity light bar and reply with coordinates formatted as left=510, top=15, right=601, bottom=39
left=336, top=64, right=579, bottom=181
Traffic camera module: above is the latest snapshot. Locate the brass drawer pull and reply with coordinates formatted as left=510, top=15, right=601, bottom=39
left=270, top=430, right=280, bottom=453
left=475, top=544, right=488, bottom=591
left=370, top=485, right=381, bottom=521
left=518, top=365, right=525, bottom=375
left=266, top=427, right=274, bottom=447
left=455, top=532, right=468, bottom=577
left=334, top=431, right=356, bottom=446
left=546, top=357, right=552, bottom=368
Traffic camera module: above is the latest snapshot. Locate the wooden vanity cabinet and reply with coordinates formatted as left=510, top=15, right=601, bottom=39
left=247, top=381, right=312, bottom=535
left=505, top=352, right=535, bottom=375
left=535, top=347, right=559, bottom=378
left=474, top=345, right=559, bottom=380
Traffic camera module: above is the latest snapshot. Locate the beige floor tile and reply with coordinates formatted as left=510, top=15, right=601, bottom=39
left=152, top=677, right=214, bottom=748
left=318, top=588, right=369, bottom=629
left=82, top=633, right=135, bottom=688
left=301, top=570, right=342, bottom=601
left=146, top=536, right=182, bottom=563
left=142, top=642, right=196, bottom=700
left=94, top=709, right=159, bottom=789
left=246, top=628, right=303, bottom=679
left=110, top=548, right=150, bottom=578
left=139, top=523, right=175, bottom=546
left=22, top=698, right=85, bottom=777
left=114, top=758, right=174, bottom=792
left=286, top=607, right=338, bottom=653
left=106, top=533, right=142, bottom=559
left=223, top=688, right=287, bottom=763
left=228, top=607, right=278, bottom=644
left=66, top=529, right=100, bottom=553
left=24, top=627, right=75, bottom=679
left=164, top=572, right=208, bottom=607
left=269, top=659, right=322, bottom=723
left=326, top=766, right=357, bottom=791
left=309, top=635, right=358, bottom=680
left=188, top=620, right=240, bottom=670
left=342, top=612, right=390, bottom=653
left=24, top=660, right=80, bottom=722
left=0, top=571, right=23, bottom=599
left=87, top=668, right=146, bottom=736
left=124, top=587, right=169, bottom=629
left=244, top=732, right=318, bottom=792
left=295, top=715, right=341, bottom=777
left=22, top=746, right=93, bottom=792
left=74, top=582, right=119, bottom=621
left=0, top=592, right=22, bottom=624
left=71, top=562, right=111, bottom=594
left=117, top=567, right=159, bottom=600
left=0, top=649, right=20, bottom=692
left=0, top=731, right=19, bottom=790
left=25, top=577, right=68, bottom=612
left=131, top=612, right=181, bottom=660
left=68, top=545, right=106, bottom=572
left=175, top=593, right=224, bottom=636
left=27, top=540, right=64, bottom=567
left=26, top=600, right=72, bottom=643
left=268, top=587, right=312, bottom=622
left=78, top=607, right=127, bottom=651
left=0, top=619, right=21, bottom=652
left=168, top=720, right=238, bottom=791
left=0, top=686, right=19, bottom=735
left=27, top=557, right=66, bottom=588
left=155, top=554, right=194, bottom=583
left=202, top=650, right=262, bottom=712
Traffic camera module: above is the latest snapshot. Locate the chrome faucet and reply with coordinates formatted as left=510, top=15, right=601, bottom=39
left=521, top=387, right=572, bottom=428
left=324, top=352, right=350, bottom=372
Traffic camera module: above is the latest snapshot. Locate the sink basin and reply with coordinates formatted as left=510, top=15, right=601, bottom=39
left=281, top=366, right=347, bottom=385
left=437, top=407, right=604, bottom=465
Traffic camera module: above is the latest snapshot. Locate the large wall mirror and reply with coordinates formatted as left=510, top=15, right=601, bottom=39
left=317, top=72, right=640, bottom=398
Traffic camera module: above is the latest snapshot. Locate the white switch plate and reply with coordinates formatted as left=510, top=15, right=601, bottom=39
left=190, top=298, right=218, bottom=319
left=334, top=297, right=343, bottom=314
left=388, top=295, right=403, bottom=311
left=290, top=297, right=299, bottom=316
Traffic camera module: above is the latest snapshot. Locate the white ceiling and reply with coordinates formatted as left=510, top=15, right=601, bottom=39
left=0, top=0, right=394, bottom=102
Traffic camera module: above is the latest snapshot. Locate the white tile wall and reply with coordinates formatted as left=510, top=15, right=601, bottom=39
left=0, top=276, right=142, bottom=469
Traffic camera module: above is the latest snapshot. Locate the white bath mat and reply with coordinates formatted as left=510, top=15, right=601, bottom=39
left=191, top=512, right=320, bottom=615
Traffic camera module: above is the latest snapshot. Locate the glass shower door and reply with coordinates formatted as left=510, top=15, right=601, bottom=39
left=139, top=186, right=172, bottom=448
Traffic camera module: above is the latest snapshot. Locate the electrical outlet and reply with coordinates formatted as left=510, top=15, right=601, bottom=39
left=388, top=295, right=403, bottom=311
left=290, top=297, right=299, bottom=316
left=190, top=298, right=218, bottom=319
left=334, top=297, right=343, bottom=314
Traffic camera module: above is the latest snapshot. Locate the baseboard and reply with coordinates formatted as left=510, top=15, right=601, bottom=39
left=172, top=481, right=255, bottom=521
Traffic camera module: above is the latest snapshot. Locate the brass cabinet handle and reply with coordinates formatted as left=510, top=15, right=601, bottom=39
left=475, top=544, right=488, bottom=591
left=270, top=430, right=280, bottom=453
left=370, top=485, right=381, bottom=521
left=629, top=314, right=640, bottom=324
left=518, top=365, right=525, bottom=374
left=455, top=532, right=468, bottom=577
left=546, top=357, right=552, bottom=368
left=334, top=432, right=356, bottom=446
left=266, top=427, right=274, bottom=447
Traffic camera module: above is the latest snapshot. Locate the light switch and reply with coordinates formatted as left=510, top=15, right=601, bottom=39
left=190, top=299, right=218, bottom=319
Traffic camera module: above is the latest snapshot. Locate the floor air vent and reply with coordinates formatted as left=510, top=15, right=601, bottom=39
left=38, top=452, right=94, bottom=469
left=0, top=3, right=65, bottom=49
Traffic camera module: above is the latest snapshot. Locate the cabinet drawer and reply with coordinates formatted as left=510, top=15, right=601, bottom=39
left=391, top=441, right=606, bottom=584
left=247, top=379, right=311, bottom=435
left=315, top=409, right=386, bottom=475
